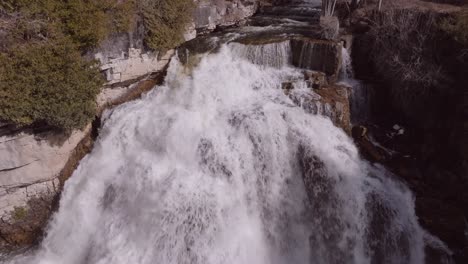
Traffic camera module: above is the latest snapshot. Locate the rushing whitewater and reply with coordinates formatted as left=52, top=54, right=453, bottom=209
left=8, top=44, right=432, bottom=264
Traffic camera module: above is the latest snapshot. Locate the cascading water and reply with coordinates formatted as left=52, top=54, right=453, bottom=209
left=6, top=43, right=442, bottom=264
left=340, top=46, right=354, bottom=80
left=297, top=42, right=316, bottom=70
left=339, top=46, right=370, bottom=124
left=230, top=41, right=292, bottom=68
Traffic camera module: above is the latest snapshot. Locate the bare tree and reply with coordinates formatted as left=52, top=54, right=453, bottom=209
left=366, top=9, right=444, bottom=103
left=322, top=0, right=338, bottom=17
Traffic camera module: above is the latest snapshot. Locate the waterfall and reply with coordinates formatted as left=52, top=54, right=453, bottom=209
left=340, top=46, right=354, bottom=80
left=6, top=43, right=441, bottom=264
left=297, top=42, right=315, bottom=69
left=230, top=41, right=292, bottom=68
left=339, top=46, right=370, bottom=124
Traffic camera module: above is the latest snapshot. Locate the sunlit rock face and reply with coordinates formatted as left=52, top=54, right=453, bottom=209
left=193, top=0, right=259, bottom=31
left=94, top=0, right=262, bottom=85
left=0, top=128, right=87, bottom=251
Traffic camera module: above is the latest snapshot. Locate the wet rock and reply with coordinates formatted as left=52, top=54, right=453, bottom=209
left=281, top=82, right=294, bottom=95
left=351, top=125, right=388, bottom=163
left=289, top=83, right=351, bottom=133
left=416, top=197, right=467, bottom=252
left=303, top=70, right=328, bottom=89
left=291, top=39, right=342, bottom=80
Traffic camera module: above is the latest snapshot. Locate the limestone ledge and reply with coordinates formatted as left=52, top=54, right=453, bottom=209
left=96, top=49, right=174, bottom=85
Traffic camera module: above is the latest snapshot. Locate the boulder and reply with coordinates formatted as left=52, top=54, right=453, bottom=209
left=288, top=79, right=351, bottom=133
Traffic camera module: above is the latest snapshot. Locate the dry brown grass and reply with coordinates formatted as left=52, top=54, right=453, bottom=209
left=362, top=0, right=462, bottom=13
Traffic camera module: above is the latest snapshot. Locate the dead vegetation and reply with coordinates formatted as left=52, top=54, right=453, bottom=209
left=365, top=9, right=446, bottom=96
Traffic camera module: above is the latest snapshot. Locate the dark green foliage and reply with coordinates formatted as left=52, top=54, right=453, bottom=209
left=0, top=38, right=102, bottom=130
left=1, top=0, right=136, bottom=50
left=59, top=0, right=112, bottom=50
left=141, top=0, right=195, bottom=51
left=0, top=0, right=61, bottom=16
left=110, top=0, right=137, bottom=33
left=0, top=0, right=136, bottom=130
left=0, top=0, right=192, bottom=130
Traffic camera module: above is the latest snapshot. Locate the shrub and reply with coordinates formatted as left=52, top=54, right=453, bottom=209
left=0, top=0, right=139, bottom=130
left=59, top=0, right=112, bottom=50
left=140, top=0, right=195, bottom=51
left=1, top=0, right=136, bottom=51
left=110, top=0, right=137, bottom=33
left=11, top=206, right=28, bottom=221
left=60, top=0, right=137, bottom=50
left=0, top=38, right=103, bottom=130
left=440, top=9, right=468, bottom=46
left=367, top=10, right=443, bottom=91
left=0, top=0, right=194, bottom=130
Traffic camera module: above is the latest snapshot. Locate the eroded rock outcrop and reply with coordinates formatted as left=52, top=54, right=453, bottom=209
left=193, top=0, right=259, bottom=31
left=97, top=49, right=174, bottom=85
left=95, top=0, right=261, bottom=85
left=287, top=71, right=351, bottom=133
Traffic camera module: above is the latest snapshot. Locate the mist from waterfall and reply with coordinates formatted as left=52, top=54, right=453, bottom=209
left=6, top=43, right=435, bottom=264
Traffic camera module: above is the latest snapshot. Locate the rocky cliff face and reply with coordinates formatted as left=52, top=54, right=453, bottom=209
left=95, top=0, right=260, bottom=85
left=348, top=1, right=468, bottom=261
left=193, top=0, right=258, bottom=31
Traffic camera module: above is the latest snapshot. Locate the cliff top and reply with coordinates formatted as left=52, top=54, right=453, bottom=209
left=368, top=0, right=464, bottom=13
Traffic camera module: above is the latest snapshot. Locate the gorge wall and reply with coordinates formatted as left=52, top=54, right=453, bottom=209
left=348, top=1, right=468, bottom=261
